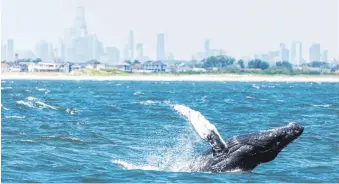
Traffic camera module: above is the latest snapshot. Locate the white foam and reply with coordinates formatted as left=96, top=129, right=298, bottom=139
left=133, top=91, right=144, bottom=96
left=36, top=88, right=47, bottom=91
left=312, top=104, right=332, bottom=108
left=35, top=101, right=58, bottom=110
left=1, top=105, right=9, bottom=110
left=26, top=96, right=37, bottom=101
left=245, top=96, right=255, bottom=99
left=252, top=84, right=260, bottom=89
left=16, top=100, right=34, bottom=108
left=5, top=116, right=25, bottom=119
left=112, top=160, right=160, bottom=171
left=139, top=100, right=156, bottom=105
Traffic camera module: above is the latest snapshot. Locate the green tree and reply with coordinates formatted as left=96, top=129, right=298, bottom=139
left=32, top=58, right=42, bottom=63
left=276, top=61, right=292, bottom=69
left=248, top=59, right=270, bottom=70
left=237, top=59, right=245, bottom=69
left=201, top=55, right=235, bottom=68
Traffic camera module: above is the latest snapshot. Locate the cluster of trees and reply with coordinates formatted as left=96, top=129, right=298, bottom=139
left=305, top=61, right=330, bottom=68
left=248, top=59, right=270, bottom=70
left=201, top=56, right=235, bottom=68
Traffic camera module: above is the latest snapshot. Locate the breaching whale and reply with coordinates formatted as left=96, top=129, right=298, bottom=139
left=173, top=105, right=304, bottom=172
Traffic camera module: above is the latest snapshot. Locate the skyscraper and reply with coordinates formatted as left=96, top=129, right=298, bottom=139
left=106, top=46, right=120, bottom=64
left=129, top=31, right=134, bottom=60
left=321, top=50, right=328, bottom=62
left=204, top=40, right=210, bottom=57
left=136, top=43, right=143, bottom=61
left=1, top=44, right=7, bottom=61
left=309, top=43, right=321, bottom=62
left=7, top=39, right=14, bottom=62
left=157, top=33, right=165, bottom=61
left=35, top=40, right=49, bottom=61
left=290, top=41, right=302, bottom=65
left=57, top=39, right=65, bottom=61
left=279, top=43, right=290, bottom=62
left=123, top=44, right=129, bottom=61
left=74, top=6, right=87, bottom=37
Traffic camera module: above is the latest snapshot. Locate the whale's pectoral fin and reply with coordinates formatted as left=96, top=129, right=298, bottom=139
left=173, top=105, right=227, bottom=156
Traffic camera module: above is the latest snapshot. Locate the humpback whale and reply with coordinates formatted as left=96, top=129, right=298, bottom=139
left=174, top=105, right=304, bottom=172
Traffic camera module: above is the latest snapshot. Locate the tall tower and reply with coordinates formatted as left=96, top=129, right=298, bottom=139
left=309, top=43, right=321, bottom=62
left=279, top=43, right=290, bottom=62
left=1, top=44, right=7, bottom=61
left=129, top=31, right=134, bottom=60
left=74, top=6, right=87, bottom=37
left=291, top=41, right=303, bottom=65
left=7, top=39, right=14, bottom=62
left=204, top=40, right=210, bottom=57
left=157, top=33, right=165, bottom=61
left=136, top=43, right=143, bottom=61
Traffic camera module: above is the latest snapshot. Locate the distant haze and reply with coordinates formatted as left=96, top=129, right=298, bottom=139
left=1, top=0, right=338, bottom=60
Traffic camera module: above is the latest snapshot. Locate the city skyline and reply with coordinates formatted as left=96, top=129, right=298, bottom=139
left=1, top=0, right=338, bottom=62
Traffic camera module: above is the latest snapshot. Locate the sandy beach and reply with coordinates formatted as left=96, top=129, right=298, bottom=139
left=2, top=72, right=339, bottom=82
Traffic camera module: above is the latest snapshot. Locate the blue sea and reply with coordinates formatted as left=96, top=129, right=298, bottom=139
left=1, top=80, right=339, bottom=182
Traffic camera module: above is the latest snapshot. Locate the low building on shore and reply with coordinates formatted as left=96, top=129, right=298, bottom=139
left=9, top=65, right=23, bottom=72
left=142, top=61, right=167, bottom=72
left=71, top=64, right=82, bottom=72
left=28, top=62, right=70, bottom=72
left=1, top=63, right=9, bottom=73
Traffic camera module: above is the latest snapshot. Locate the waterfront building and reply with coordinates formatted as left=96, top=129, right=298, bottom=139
left=129, top=31, right=135, bottom=60
left=157, top=33, right=165, bottom=61
left=309, top=43, right=321, bottom=62
left=7, top=39, right=14, bottom=62
left=279, top=43, right=290, bottom=62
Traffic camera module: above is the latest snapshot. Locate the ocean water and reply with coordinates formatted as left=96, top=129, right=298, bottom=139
left=1, top=80, right=339, bottom=182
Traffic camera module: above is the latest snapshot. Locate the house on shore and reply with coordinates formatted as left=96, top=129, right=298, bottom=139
left=28, top=62, right=70, bottom=72
left=142, top=61, right=167, bottom=72
left=1, top=63, right=9, bottom=73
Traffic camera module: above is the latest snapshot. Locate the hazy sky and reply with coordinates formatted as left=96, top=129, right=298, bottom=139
left=1, top=0, right=338, bottom=60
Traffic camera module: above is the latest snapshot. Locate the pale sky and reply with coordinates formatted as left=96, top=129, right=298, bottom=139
left=1, top=0, right=338, bottom=60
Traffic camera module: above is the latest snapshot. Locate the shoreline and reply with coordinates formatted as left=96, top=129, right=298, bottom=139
left=2, top=73, right=339, bottom=82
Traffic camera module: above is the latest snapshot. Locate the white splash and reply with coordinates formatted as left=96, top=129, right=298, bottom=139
left=112, top=160, right=160, bottom=171
left=252, top=84, right=260, bottom=89
left=16, top=100, right=35, bottom=108
left=139, top=100, right=158, bottom=105
left=26, top=96, right=37, bottom=101
left=133, top=91, right=144, bottom=96
left=5, top=116, right=25, bottom=119
left=311, top=104, right=332, bottom=108
left=35, top=101, right=58, bottom=110
left=36, top=88, right=47, bottom=91
left=112, top=104, right=242, bottom=173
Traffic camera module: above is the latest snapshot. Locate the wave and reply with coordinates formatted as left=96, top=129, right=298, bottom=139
left=41, top=135, right=86, bottom=143
left=17, top=96, right=79, bottom=114
left=36, top=88, right=47, bottom=91
left=19, top=140, right=36, bottom=143
left=16, top=100, right=35, bottom=108
left=5, top=115, right=25, bottom=119
left=1, top=87, right=13, bottom=90
left=245, top=96, right=255, bottom=99
left=133, top=91, right=144, bottom=96
left=65, top=108, right=80, bottom=115
left=27, top=96, right=38, bottom=101
left=35, top=101, right=58, bottom=110
left=1, top=104, right=9, bottom=110
left=112, top=160, right=160, bottom=171
left=311, top=104, right=333, bottom=108
left=252, top=84, right=260, bottom=89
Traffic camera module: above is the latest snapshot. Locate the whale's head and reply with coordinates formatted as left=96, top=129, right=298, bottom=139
left=249, top=122, right=304, bottom=163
